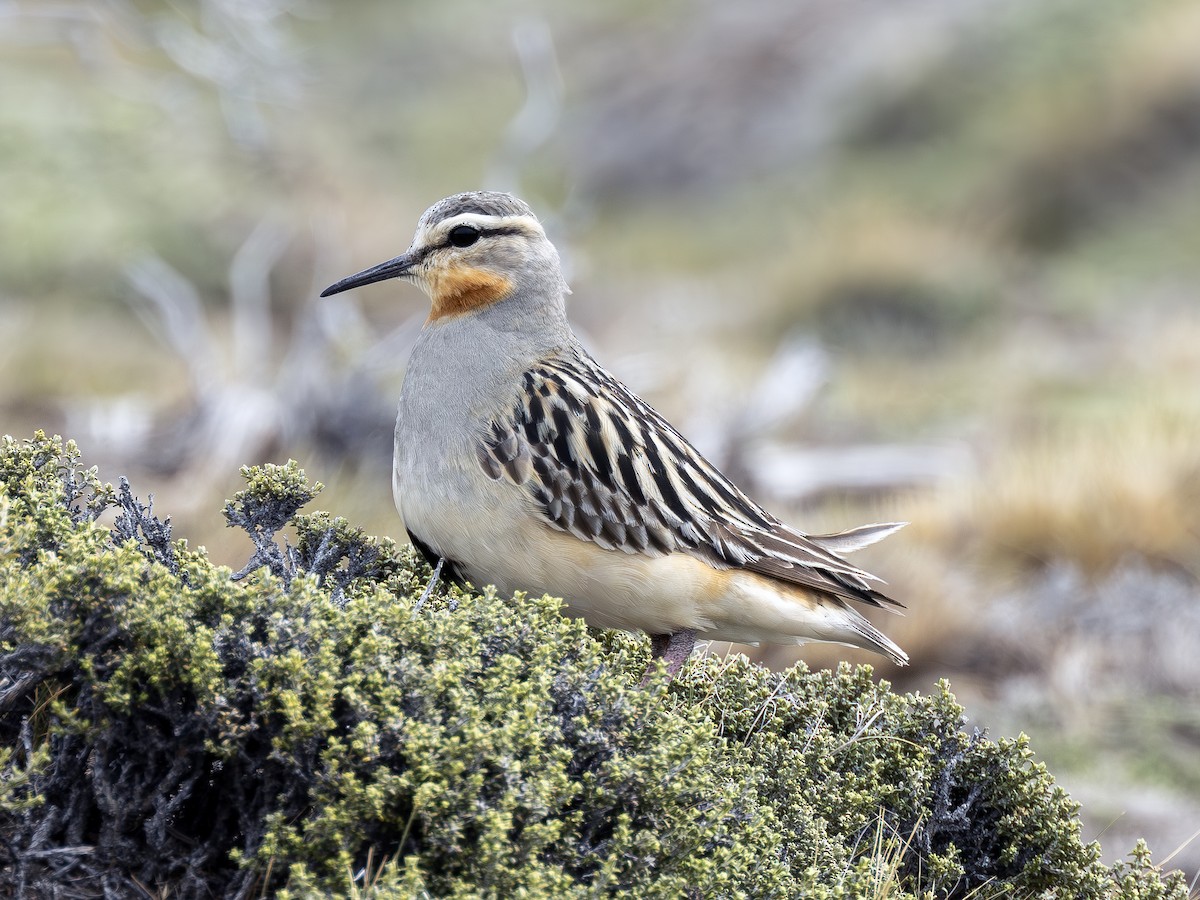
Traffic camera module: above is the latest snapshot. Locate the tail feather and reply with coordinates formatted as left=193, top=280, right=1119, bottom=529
left=842, top=603, right=909, bottom=666
left=849, top=619, right=902, bottom=667
left=810, top=521, right=907, bottom=555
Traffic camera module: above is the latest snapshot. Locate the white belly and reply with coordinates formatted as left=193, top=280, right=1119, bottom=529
left=395, top=456, right=869, bottom=649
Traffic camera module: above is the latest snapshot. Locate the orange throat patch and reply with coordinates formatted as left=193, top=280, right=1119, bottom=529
left=426, top=266, right=515, bottom=321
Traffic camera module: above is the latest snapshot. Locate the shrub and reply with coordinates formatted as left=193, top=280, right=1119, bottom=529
left=0, top=433, right=1188, bottom=898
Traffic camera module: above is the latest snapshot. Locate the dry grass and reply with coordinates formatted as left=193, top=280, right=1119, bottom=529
left=909, top=398, right=1200, bottom=579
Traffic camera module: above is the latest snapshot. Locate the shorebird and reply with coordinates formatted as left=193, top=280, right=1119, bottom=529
left=321, top=191, right=907, bottom=678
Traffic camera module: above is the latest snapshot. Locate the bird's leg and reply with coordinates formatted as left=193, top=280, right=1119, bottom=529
left=659, top=630, right=697, bottom=677
left=414, top=556, right=445, bottom=611
left=642, top=629, right=697, bottom=684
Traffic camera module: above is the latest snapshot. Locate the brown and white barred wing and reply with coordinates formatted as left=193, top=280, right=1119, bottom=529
left=476, top=347, right=904, bottom=612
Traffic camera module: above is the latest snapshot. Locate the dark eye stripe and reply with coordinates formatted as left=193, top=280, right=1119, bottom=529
left=438, top=224, right=525, bottom=250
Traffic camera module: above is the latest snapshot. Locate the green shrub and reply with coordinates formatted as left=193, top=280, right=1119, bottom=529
left=0, top=433, right=1188, bottom=898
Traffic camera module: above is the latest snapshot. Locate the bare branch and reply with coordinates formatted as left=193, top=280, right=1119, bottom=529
left=124, top=255, right=219, bottom=400
left=230, top=218, right=291, bottom=381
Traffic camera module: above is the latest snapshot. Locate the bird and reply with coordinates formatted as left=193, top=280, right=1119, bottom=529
left=321, top=191, right=908, bottom=679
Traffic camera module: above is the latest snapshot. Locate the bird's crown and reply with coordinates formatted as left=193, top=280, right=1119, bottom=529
left=416, top=191, right=537, bottom=231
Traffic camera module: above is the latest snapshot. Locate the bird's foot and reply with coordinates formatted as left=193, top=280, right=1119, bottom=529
left=641, top=629, right=697, bottom=685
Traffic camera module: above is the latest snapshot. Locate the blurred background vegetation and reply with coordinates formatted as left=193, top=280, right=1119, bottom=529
left=2, top=0, right=1198, bottom=885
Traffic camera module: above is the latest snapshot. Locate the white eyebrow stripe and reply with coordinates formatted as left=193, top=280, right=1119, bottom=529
left=433, top=212, right=545, bottom=239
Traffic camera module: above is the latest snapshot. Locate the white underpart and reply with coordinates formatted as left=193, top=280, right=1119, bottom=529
left=399, top=469, right=897, bottom=653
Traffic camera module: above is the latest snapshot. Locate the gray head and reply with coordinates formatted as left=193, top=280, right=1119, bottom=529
left=320, top=191, right=568, bottom=322
left=414, top=191, right=535, bottom=230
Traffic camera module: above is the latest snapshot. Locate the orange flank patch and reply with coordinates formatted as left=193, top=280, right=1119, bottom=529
left=427, top=265, right=514, bottom=321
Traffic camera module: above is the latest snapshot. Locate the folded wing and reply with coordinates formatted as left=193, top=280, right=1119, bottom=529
left=476, top=346, right=905, bottom=613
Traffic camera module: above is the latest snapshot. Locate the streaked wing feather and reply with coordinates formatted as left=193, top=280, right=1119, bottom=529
left=478, top=347, right=903, bottom=611
left=809, top=521, right=908, bottom=554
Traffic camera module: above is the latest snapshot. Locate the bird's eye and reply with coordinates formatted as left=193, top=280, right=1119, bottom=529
left=448, top=225, right=481, bottom=248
